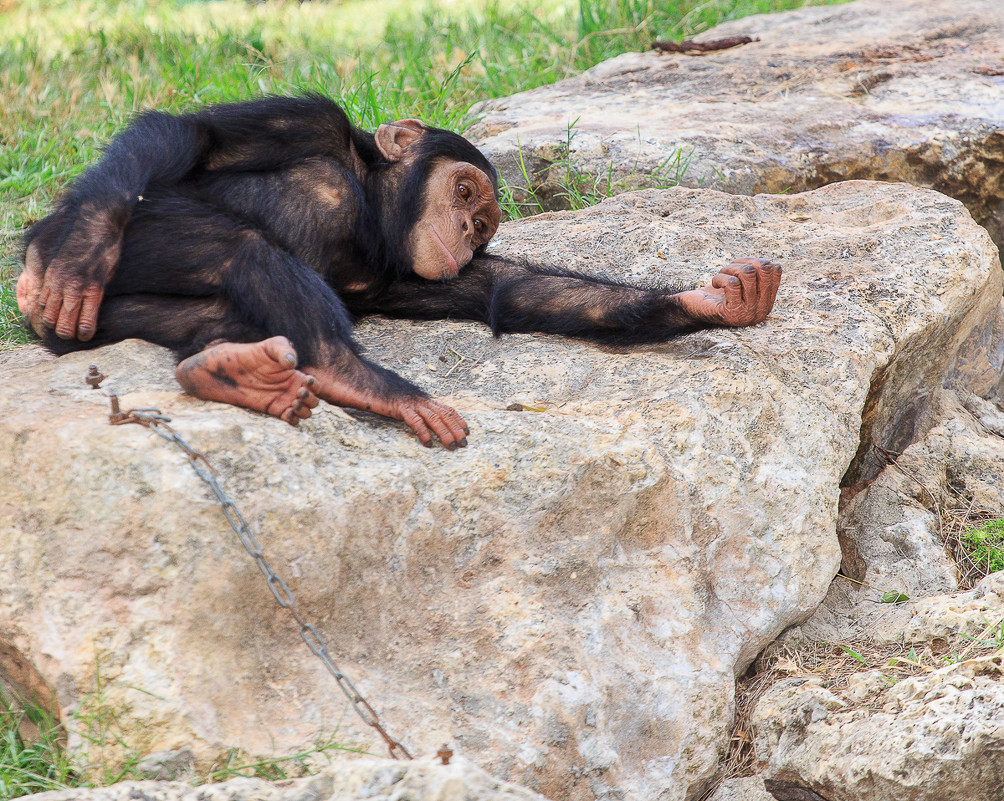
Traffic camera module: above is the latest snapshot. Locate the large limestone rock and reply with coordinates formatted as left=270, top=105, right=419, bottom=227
left=468, top=0, right=1004, bottom=247
left=1, top=181, right=1000, bottom=801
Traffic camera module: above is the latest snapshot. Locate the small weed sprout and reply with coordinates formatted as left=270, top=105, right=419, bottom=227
left=206, top=732, right=363, bottom=783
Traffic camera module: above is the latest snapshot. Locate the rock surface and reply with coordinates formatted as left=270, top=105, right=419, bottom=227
left=751, top=391, right=1004, bottom=801
left=708, top=776, right=775, bottom=801
left=31, top=756, right=548, bottom=801
left=1, top=182, right=1000, bottom=801
left=752, top=654, right=1004, bottom=801
left=469, top=0, right=1004, bottom=247
left=803, top=388, right=1004, bottom=646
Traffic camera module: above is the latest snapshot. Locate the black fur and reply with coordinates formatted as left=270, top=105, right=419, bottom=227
left=27, top=95, right=709, bottom=407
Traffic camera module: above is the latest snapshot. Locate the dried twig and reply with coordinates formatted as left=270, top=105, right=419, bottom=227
left=652, top=35, right=759, bottom=55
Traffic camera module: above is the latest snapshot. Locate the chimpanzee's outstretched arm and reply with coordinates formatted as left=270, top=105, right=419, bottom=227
left=369, top=254, right=781, bottom=342
left=19, top=96, right=358, bottom=340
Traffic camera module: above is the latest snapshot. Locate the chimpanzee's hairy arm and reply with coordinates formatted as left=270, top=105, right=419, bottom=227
left=20, top=96, right=358, bottom=340
left=368, top=254, right=781, bottom=342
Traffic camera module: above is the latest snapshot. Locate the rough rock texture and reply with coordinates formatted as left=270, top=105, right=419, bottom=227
left=751, top=389, right=1004, bottom=801
left=31, top=756, right=548, bottom=801
left=1, top=182, right=1000, bottom=801
left=708, top=776, right=775, bottom=801
left=900, top=571, right=1004, bottom=646
left=803, top=388, right=1004, bottom=645
left=752, top=655, right=1004, bottom=801
left=468, top=0, right=1004, bottom=247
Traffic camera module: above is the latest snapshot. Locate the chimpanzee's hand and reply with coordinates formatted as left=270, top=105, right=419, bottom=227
left=17, top=204, right=125, bottom=341
left=674, top=258, right=781, bottom=328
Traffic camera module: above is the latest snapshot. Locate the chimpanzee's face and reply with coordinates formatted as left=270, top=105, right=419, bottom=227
left=409, top=160, right=501, bottom=280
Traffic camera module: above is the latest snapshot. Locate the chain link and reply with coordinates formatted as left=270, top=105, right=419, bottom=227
left=108, top=396, right=413, bottom=760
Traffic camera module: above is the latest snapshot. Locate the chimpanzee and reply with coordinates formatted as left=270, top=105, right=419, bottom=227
left=17, top=95, right=781, bottom=449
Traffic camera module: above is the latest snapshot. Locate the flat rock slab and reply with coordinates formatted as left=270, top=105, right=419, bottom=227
left=469, top=0, right=1004, bottom=246
left=0, top=182, right=1000, bottom=801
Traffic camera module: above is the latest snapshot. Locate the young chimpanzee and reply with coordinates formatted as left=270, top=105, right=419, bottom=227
left=17, top=95, right=781, bottom=449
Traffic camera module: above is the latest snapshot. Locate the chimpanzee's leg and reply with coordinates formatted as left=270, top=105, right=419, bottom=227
left=47, top=192, right=467, bottom=445
left=41, top=293, right=320, bottom=425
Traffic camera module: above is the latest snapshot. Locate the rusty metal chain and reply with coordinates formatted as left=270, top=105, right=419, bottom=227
left=106, top=394, right=413, bottom=760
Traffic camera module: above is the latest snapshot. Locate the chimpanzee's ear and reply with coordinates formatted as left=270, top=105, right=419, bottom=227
left=375, top=119, right=427, bottom=162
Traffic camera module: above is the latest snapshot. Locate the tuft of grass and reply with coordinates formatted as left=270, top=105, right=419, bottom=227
left=961, top=518, right=1004, bottom=575
left=942, top=505, right=1004, bottom=588
left=500, top=120, right=699, bottom=218
left=206, top=732, right=363, bottom=784
left=0, top=691, right=75, bottom=798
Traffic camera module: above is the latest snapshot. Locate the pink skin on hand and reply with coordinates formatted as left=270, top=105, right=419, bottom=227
left=674, top=258, right=781, bottom=327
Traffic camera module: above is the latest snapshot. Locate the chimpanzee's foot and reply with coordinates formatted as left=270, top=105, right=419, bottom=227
left=675, top=257, right=782, bottom=328
left=304, top=365, right=469, bottom=449
left=176, top=336, right=319, bottom=426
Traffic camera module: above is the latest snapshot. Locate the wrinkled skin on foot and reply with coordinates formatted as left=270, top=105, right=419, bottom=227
left=675, top=258, right=781, bottom=328
left=393, top=397, right=469, bottom=450
left=176, top=336, right=467, bottom=447
left=18, top=205, right=123, bottom=341
left=303, top=364, right=470, bottom=450
left=176, top=337, right=319, bottom=426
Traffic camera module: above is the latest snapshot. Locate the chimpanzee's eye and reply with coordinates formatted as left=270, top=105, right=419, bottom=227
left=473, top=218, right=483, bottom=230
left=457, top=183, right=470, bottom=199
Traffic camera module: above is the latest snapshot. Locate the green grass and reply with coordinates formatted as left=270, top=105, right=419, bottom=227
left=0, top=675, right=358, bottom=798
left=0, top=692, right=75, bottom=798
left=962, top=518, right=1004, bottom=575
left=0, top=0, right=843, bottom=349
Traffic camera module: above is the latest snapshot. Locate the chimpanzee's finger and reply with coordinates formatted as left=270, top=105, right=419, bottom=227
left=712, top=273, right=742, bottom=311
left=54, top=288, right=84, bottom=340
left=261, top=335, right=298, bottom=369
left=296, top=386, right=320, bottom=408
left=720, top=261, right=758, bottom=305
left=400, top=406, right=435, bottom=447
left=420, top=405, right=459, bottom=450
left=432, top=401, right=469, bottom=447
left=77, top=286, right=104, bottom=341
left=761, top=261, right=782, bottom=318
